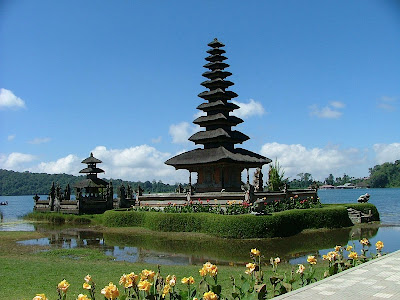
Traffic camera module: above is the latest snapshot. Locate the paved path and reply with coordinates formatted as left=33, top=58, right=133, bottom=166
left=275, top=250, right=400, bottom=299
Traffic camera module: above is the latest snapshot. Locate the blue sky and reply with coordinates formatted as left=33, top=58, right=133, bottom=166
left=1, top=0, right=399, bottom=184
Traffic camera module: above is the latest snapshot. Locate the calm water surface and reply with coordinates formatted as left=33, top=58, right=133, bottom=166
left=1, top=189, right=400, bottom=265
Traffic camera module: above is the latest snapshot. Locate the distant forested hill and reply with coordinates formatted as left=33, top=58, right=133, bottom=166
left=0, top=169, right=181, bottom=196
left=369, top=160, right=400, bottom=188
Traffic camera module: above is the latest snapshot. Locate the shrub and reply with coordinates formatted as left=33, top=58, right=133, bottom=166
left=103, top=206, right=356, bottom=239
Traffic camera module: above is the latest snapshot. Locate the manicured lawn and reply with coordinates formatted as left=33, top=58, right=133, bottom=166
left=0, top=231, right=328, bottom=299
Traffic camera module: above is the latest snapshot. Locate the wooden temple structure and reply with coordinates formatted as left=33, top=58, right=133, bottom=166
left=34, top=153, right=114, bottom=214
left=165, top=39, right=271, bottom=192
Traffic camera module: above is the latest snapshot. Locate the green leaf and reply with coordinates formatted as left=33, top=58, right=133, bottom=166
left=211, top=284, right=222, bottom=295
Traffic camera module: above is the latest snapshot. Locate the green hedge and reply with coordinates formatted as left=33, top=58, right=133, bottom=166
left=103, top=205, right=358, bottom=239
left=24, top=212, right=92, bottom=224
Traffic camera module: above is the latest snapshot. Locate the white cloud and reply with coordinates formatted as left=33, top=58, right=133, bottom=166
left=193, top=110, right=206, bottom=119
left=7, top=134, right=16, bottom=141
left=232, top=99, right=265, bottom=119
left=151, top=136, right=162, bottom=144
left=32, top=154, right=81, bottom=175
left=260, top=142, right=366, bottom=181
left=169, top=122, right=198, bottom=144
left=0, top=88, right=26, bottom=110
left=1, top=145, right=190, bottom=184
left=0, top=152, right=37, bottom=170
left=378, top=96, right=397, bottom=112
left=330, top=101, right=345, bottom=109
left=91, top=145, right=188, bottom=183
left=28, top=137, right=51, bottom=145
left=309, top=101, right=345, bottom=119
left=373, top=143, right=400, bottom=164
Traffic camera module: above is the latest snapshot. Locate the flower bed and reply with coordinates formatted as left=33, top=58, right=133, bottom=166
left=32, top=239, right=385, bottom=300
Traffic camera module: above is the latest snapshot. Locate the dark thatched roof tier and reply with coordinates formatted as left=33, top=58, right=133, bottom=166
left=189, top=129, right=249, bottom=144
left=198, top=89, right=238, bottom=100
left=74, top=177, right=109, bottom=189
left=202, top=70, right=232, bottom=79
left=79, top=167, right=105, bottom=174
left=81, top=153, right=102, bottom=164
left=208, top=38, right=225, bottom=48
left=200, top=78, right=234, bottom=89
left=193, top=113, right=243, bottom=127
left=206, top=48, right=226, bottom=55
left=196, top=100, right=239, bottom=112
left=205, top=54, right=228, bottom=62
left=165, top=146, right=271, bottom=169
left=203, top=61, right=230, bottom=70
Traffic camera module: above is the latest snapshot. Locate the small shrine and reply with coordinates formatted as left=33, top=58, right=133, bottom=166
left=166, top=39, right=271, bottom=192
left=34, top=153, right=114, bottom=214
left=74, top=152, right=114, bottom=213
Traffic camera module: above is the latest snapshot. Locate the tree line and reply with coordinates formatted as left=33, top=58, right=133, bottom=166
left=1, top=160, right=399, bottom=195
left=0, top=169, right=180, bottom=196
left=285, top=160, right=400, bottom=189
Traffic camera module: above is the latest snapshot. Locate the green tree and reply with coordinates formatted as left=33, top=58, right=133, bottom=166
left=267, top=160, right=286, bottom=191
left=325, top=174, right=334, bottom=185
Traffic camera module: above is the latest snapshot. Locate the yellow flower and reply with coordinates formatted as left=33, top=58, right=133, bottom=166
left=346, top=245, right=353, bottom=251
left=77, top=294, right=90, bottom=300
left=203, top=291, right=218, bottom=300
left=360, top=238, right=370, bottom=246
left=251, top=248, right=261, bottom=256
left=166, top=275, right=177, bottom=286
left=119, top=274, right=128, bottom=286
left=245, top=262, right=256, bottom=275
left=334, top=245, right=341, bottom=252
left=202, top=262, right=218, bottom=277
left=140, top=269, right=155, bottom=281
left=32, top=295, right=48, bottom=300
left=181, top=276, right=195, bottom=285
left=162, top=284, right=171, bottom=298
left=84, top=274, right=92, bottom=283
left=83, top=282, right=91, bottom=290
left=101, top=282, right=120, bottom=300
left=199, top=267, right=207, bottom=277
left=307, top=255, right=317, bottom=265
left=274, top=257, right=281, bottom=264
left=296, top=264, right=305, bottom=274
left=348, top=251, right=358, bottom=259
left=119, top=273, right=138, bottom=288
left=57, top=279, right=70, bottom=293
left=323, top=251, right=338, bottom=262
left=138, top=280, right=152, bottom=292
left=376, top=241, right=384, bottom=251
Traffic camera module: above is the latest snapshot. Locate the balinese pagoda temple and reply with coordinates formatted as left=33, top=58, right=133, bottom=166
left=166, top=39, right=271, bottom=192
left=74, top=152, right=113, bottom=213
left=34, top=153, right=114, bottom=214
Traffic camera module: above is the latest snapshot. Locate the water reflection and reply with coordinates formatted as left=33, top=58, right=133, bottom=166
left=18, top=225, right=380, bottom=266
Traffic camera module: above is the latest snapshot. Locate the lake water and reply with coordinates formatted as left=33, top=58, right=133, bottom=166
left=1, top=189, right=400, bottom=265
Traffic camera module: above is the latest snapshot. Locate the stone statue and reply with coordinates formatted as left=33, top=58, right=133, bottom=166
left=253, top=168, right=264, bottom=192
left=120, top=184, right=126, bottom=200
left=136, top=185, right=144, bottom=196
left=127, top=185, right=132, bottom=199
left=176, top=184, right=184, bottom=193
left=33, top=194, right=40, bottom=202
left=64, top=184, right=71, bottom=200
left=56, top=183, right=61, bottom=199
left=49, top=181, right=55, bottom=200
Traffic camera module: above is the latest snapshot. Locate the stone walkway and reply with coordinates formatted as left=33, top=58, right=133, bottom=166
left=275, top=250, right=400, bottom=299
